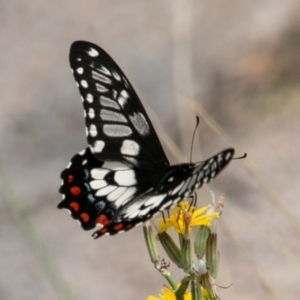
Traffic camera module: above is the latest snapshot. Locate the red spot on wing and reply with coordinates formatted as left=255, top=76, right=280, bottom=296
left=69, top=202, right=79, bottom=211
left=70, top=186, right=81, bottom=196
left=113, top=223, right=124, bottom=231
left=67, top=175, right=74, bottom=183
left=80, top=213, right=89, bottom=223
left=95, top=214, right=111, bottom=227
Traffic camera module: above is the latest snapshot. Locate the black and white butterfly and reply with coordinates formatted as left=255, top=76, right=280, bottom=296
left=58, top=41, right=234, bottom=238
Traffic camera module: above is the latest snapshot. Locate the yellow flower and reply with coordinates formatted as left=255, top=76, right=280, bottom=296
left=157, top=201, right=219, bottom=235
left=147, top=285, right=209, bottom=300
left=146, top=285, right=191, bottom=300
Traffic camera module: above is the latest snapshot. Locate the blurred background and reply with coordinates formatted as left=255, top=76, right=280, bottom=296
left=1, top=1, right=300, bottom=299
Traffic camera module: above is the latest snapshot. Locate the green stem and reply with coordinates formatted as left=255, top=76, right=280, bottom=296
left=160, top=268, right=177, bottom=290
left=175, top=275, right=190, bottom=300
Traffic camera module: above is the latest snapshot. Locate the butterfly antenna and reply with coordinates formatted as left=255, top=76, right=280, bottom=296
left=190, top=116, right=200, bottom=164
left=161, top=211, right=166, bottom=223
left=233, top=153, right=247, bottom=160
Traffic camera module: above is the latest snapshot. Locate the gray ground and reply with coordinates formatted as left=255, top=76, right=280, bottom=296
left=1, top=1, right=300, bottom=299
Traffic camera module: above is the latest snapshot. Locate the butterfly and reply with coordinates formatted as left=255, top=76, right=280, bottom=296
left=58, top=41, right=234, bottom=239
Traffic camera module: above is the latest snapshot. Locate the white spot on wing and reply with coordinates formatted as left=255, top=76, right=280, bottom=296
left=88, top=48, right=99, bottom=57
left=125, top=157, right=138, bottom=166
left=122, top=201, right=143, bottom=218
left=96, top=83, right=108, bottom=92
left=202, top=164, right=209, bottom=170
left=120, top=140, right=140, bottom=156
left=118, top=95, right=127, bottom=107
left=92, top=70, right=111, bottom=84
left=63, top=208, right=72, bottom=215
left=171, top=181, right=184, bottom=195
left=90, top=180, right=107, bottom=189
left=114, top=187, right=136, bottom=207
left=76, top=67, right=84, bottom=74
left=103, top=124, right=132, bottom=137
left=89, top=124, right=98, bottom=137
left=225, top=151, right=233, bottom=161
left=93, top=140, right=105, bottom=153
left=91, top=169, right=109, bottom=179
left=102, top=161, right=128, bottom=170
left=114, top=170, right=137, bottom=186
left=107, top=187, right=127, bottom=201
left=88, top=108, right=95, bottom=119
left=179, top=178, right=191, bottom=195
left=100, top=96, right=120, bottom=110
left=100, top=109, right=127, bottom=123
left=81, top=80, right=88, bottom=88
left=95, top=223, right=104, bottom=229
left=86, top=93, right=93, bottom=103
left=112, top=70, right=121, bottom=81
left=124, top=208, right=141, bottom=219
left=99, top=66, right=112, bottom=76
left=79, top=149, right=86, bottom=155
left=121, top=90, right=129, bottom=98
left=117, top=89, right=130, bottom=107
left=144, top=194, right=166, bottom=207
left=138, top=206, right=152, bottom=217
left=129, top=112, right=150, bottom=136
left=188, top=174, right=197, bottom=190
left=211, top=161, right=217, bottom=171
left=96, top=185, right=117, bottom=196
left=197, top=171, right=204, bottom=182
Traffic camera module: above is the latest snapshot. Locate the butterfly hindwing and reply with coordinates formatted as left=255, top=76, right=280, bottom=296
left=69, top=41, right=169, bottom=171
left=58, top=147, right=155, bottom=234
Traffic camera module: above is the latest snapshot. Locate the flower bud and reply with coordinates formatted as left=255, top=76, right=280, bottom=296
left=181, top=236, right=191, bottom=272
left=158, top=232, right=183, bottom=269
left=143, top=222, right=160, bottom=266
left=206, top=233, right=219, bottom=279
left=194, top=225, right=210, bottom=259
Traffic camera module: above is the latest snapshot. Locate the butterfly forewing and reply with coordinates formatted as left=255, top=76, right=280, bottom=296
left=69, top=41, right=169, bottom=171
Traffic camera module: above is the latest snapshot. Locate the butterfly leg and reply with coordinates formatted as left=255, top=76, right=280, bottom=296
left=161, top=211, right=167, bottom=223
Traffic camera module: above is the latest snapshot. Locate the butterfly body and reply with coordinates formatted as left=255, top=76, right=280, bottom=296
left=58, top=41, right=234, bottom=238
